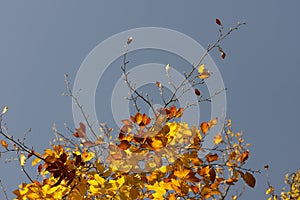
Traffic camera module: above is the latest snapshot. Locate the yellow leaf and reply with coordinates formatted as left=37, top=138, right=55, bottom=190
left=213, top=133, right=223, bottom=145
left=20, top=153, right=26, bottom=166
left=31, top=158, right=41, bottom=166
left=266, top=186, right=274, bottom=195
left=198, top=64, right=211, bottom=79
left=174, top=168, right=190, bottom=179
left=146, top=182, right=166, bottom=199
left=1, top=106, right=8, bottom=114
left=81, top=150, right=94, bottom=162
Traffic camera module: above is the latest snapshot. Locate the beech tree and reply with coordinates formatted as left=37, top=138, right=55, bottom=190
left=0, top=19, right=298, bottom=200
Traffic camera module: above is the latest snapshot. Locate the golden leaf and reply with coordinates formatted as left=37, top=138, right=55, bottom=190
left=174, top=168, right=190, bottom=179
left=198, top=64, right=211, bottom=79
left=241, top=151, right=249, bottom=163
left=213, top=133, right=223, bottom=145
left=205, top=153, right=218, bottom=163
left=31, top=158, right=41, bottom=166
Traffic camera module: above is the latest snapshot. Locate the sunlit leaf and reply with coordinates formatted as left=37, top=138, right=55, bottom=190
left=31, top=158, right=41, bottom=166
left=206, top=153, right=218, bottom=163
left=0, top=140, right=8, bottom=149
left=20, top=153, right=26, bottom=166
left=200, top=122, right=209, bottom=134
left=174, top=168, right=190, bottom=179
left=118, top=140, right=131, bottom=150
left=241, top=151, right=249, bottom=163
left=198, top=64, right=210, bottom=79
left=213, top=133, right=223, bottom=145
left=1, top=106, right=8, bottom=114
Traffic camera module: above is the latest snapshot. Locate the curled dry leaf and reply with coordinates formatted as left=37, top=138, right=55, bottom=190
left=221, top=51, right=226, bottom=59
left=216, top=18, right=222, bottom=26
left=127, top=37, right=133, bottom=45
left=73, top=122, right=86, bottom=139
left=194, top=88, right=201, bottom=96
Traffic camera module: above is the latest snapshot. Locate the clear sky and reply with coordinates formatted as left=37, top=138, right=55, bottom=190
left=0, top=1, right=299, bottom=199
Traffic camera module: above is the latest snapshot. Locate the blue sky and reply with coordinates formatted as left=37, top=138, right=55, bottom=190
left=0, top=1, right=299, bottom=199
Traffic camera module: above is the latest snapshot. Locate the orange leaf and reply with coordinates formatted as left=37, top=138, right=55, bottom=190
left=198, top=165, right=210, bottom=176
left=241, top=151, right=249, bottom=163
left=190, top=185, right=199, bottom=194
left=243, top=172, right=256, bottom=188
left=118, top=140, right=131, bottom=150
left=205, top=153, right=218, bottom=163
left=226, top=177, right=238, bottom=185
left=0, top=140, right=8, bottom=149
left=37, top=164, right=43, bottom=173
left=200, top=122, right=209, bottom=134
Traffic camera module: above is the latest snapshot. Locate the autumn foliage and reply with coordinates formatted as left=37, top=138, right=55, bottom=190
left=0, top=19, right=297, bottom=200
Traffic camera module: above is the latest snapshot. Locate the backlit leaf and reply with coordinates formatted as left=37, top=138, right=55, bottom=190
left=0, top=140, right=8, bottom=149
left=200, top=122, right=209, bottom=134
left=213, top=133, right=223, bottom=145
left=20, top=153, right=26, bottom=166
left=241, top=151, right=249, bottom=163
left=31, top=158, right=41, bottom=166
left=118, top=140, right=131, bottom=150
left=1, top=106, right=8, bottom=114
left=198, top=64, right=211, bottom=79
left=206, top=153, right=218, bottom=163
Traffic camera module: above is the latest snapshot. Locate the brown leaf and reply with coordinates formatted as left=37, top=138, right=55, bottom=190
left=37, top=164, right=43, bottom=173
left=243, top=172, right=256, bottom=188
left=195, top=88, right=201, bottom=96
left=205, top=153, right=218, bottom=163
left=216, top=18, right=222, bottom=26
left=118, top=140, right=131, bottom=150
left=209, top=168, right=216, bottom=183
left=74, top=122, right=86, bottom=139
left=221, top=51, right=226, bottom=59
